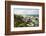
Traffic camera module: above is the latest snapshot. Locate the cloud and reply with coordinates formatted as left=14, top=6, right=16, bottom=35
left=14, top=8, right=39, bottom=15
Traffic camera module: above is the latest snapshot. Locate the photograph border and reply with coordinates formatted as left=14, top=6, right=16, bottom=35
left=5, top=1, right=45, bottom=35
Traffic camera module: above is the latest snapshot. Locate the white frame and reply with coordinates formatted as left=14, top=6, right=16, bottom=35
left=11, top=5, right=42, bottom=31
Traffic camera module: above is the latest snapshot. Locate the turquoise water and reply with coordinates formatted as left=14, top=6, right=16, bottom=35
left=15, top=14, right=39, bottom=17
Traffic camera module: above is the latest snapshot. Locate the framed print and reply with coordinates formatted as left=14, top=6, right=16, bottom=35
left=5, top=1, right=45, bottom=35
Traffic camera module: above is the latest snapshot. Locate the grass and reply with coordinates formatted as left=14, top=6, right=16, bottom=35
left=14, top=14, right=39, bottom=27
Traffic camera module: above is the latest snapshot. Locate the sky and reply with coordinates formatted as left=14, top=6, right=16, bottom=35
left=14, top=8, right=39, bottom=15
